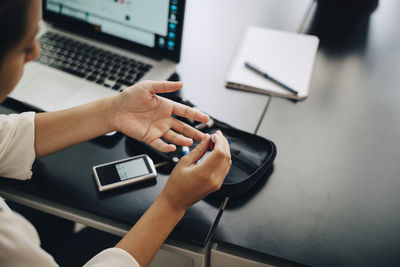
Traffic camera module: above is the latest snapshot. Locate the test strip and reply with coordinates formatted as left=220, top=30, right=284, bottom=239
left=182, top=146, right=190, bottom=155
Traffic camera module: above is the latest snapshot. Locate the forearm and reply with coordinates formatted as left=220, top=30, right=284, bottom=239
left=115, top=193, right=186, bottom=267
left=34, top=96, right=115, bottom=157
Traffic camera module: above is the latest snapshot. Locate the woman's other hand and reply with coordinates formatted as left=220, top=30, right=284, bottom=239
left=110, top=81, right=210, bottom=152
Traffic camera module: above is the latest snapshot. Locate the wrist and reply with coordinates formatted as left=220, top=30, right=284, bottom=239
left=156, top=190, right=187, bottom=218
left=99, top=95, right=119, bottom=133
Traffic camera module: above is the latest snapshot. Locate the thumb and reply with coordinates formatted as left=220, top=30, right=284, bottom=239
left=180, top=134, right=210, bottom=166
left=146, top=81, right=183, bottom=94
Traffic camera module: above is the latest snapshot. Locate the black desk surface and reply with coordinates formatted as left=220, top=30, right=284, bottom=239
left=213, top=0, right=400, bottom=266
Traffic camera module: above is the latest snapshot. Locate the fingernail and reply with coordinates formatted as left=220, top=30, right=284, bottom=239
left=216, top=130, right=222, bottom=135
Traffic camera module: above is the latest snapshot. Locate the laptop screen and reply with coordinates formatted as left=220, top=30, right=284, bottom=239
left=44, top=0, right=184, bottom=62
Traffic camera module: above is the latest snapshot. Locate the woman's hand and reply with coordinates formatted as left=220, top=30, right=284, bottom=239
left=114, top=131, right=230, bottom=266
left=110, top=81, right=210, bottom=152
left=159, top=130, right=232, bottom=212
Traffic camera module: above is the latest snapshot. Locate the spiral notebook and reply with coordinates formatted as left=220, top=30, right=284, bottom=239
left=226, top=26, right=319, bottom=101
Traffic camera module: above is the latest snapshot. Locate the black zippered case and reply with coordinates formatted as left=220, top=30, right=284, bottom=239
left=127, top=96, right=277, bottom=197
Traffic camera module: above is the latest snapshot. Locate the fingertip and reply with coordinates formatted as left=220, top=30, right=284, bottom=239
left=213, top=132, right=222, bottom=142
left=199, top=114, right=210, bottom=123
left=184, top=138, right=194, bottom=147
left=167, top=82, right=182, bottom=93
left=168, top=144, right=177, bottom=152
left=202, top=133, right=210, bottom=143
left=192, top=107, right=209, bottom=123
left=212, top=131, right=229, bottom=149
left=171, top=81, right=183, bottom=89
left=149, top=81, right=183, bottom=94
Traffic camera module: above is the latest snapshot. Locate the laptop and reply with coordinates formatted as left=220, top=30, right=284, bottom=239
left=10, top=0, right=185, bottom=112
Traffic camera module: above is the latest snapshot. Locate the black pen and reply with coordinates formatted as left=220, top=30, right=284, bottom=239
left=244, top=61, right=298, bottom=95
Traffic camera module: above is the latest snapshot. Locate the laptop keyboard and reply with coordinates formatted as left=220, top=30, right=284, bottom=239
left=36, top=32, right=153, bottom=91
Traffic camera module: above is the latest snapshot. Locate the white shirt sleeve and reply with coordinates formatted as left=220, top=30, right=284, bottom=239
left=83, top=248, right=140, bottom=267
left=0, top=199, right=140, bottom=267
left=0, top=112, right=36, bottom=180
left=0, top=198, right=58, bottom=267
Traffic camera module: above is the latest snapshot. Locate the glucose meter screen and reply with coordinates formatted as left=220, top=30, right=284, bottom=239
left=115, top=158, right=149, bottom=180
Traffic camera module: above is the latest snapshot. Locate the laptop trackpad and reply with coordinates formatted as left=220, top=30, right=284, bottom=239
left=18, top=72, right=81, bottom=111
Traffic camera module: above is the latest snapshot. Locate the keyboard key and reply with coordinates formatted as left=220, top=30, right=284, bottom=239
left=139, top=65, right=148, bottom=71
left=116, top=78, right=133, bottom=86
left=112, top=84, right=121, bottom=90
left=87, top=75, right=97, bottom=81
left=85, top=66, right=95, bottom=72
left=96, top=78, right=105, bottom=84
left=49, top=63, right=86, bottom=78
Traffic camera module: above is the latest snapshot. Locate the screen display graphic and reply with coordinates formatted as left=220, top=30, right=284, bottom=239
left=115, top=158, right=149, bottom=180
left=46, top=0, right=180, bottom=52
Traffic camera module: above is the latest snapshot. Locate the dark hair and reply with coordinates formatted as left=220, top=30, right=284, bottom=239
left=0, top=0, right=30, bottom=65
